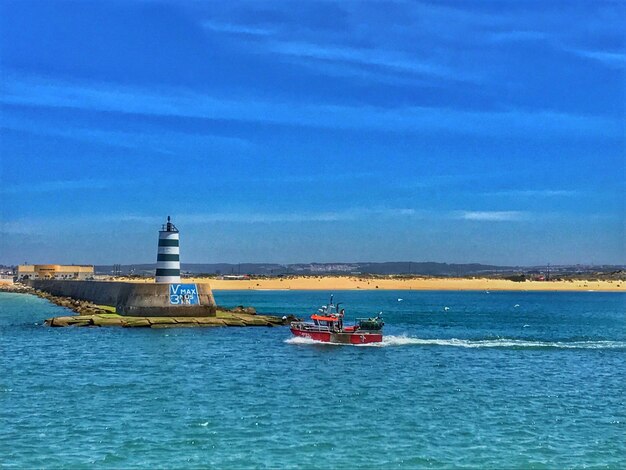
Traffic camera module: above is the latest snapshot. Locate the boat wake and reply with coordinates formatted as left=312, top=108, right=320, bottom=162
left=285, top=336, right=342, bottom=346
left=371, top=336, right=626, bottom=349
left=285, top=335, right=626, bottom=349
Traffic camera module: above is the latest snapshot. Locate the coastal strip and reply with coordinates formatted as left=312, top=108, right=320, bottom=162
left=0, top=283, right=295, bottom=328
left=196, top=276, right=625, bottom=292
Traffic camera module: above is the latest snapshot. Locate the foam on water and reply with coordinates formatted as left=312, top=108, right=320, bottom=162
left=284, top=336, right=342, bottom=346
left=383, top=335, right=626, bottom=349
left=285, top=335, right=626, bottom=349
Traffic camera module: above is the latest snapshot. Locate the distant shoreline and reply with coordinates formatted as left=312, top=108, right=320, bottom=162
left=186, top=276, right=625, bottom=292
left=6, top=276, right=622, bottom=292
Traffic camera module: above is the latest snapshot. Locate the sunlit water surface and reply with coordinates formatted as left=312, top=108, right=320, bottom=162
left=1, top=290, right=625, bottom=468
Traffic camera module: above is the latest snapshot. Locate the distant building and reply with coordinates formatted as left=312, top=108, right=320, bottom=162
left=219, top=275, right=250, bottom=280
left=17, top=264, right=94, bottom=280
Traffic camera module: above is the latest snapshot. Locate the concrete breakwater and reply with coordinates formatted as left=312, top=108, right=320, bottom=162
left=1, top=283, right=117, bottom=316
left=45, top=312, right=289, bottom=328
left=0, top=283, right=296, bottom=328
left=24, top=280, right=216, bottom=317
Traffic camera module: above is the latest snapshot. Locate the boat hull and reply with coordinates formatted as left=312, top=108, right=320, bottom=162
left=290, top=327, right=382, bottom=344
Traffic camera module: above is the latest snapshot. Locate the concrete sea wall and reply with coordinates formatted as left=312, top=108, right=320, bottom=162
left=24, top=280, right=216, bottom=317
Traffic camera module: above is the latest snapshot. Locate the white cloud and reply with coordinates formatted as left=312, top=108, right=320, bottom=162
left=0, top=207, right=426, bottom=235
left=176, top=207, right=422, bottom=224
left=177, top=211, right=350, bottom=224
left=201, top=21, right=274, bottom=36
left=566, top=48, right=626, bottom=68
left=485, top=189, right=578, bottom=197
left=0, top=178, right=151, bottom=195
left=1, top=115, right=251, bottom=155
left=268, top=41, right=462, bottom=80
left=1, top=74, right=620, bottom=138
left=458, top=211, right=528, bottom=221
left=487, top=30, right=547, bottom=43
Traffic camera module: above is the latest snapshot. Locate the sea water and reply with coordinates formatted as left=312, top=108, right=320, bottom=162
left=1, top=290, right=624, bottom=468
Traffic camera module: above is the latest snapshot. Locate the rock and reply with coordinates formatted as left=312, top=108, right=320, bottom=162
left=121, top=318, right=151, bottom=328
left=79, top=308, right=98, bottom=316
left=194, top=317, right=226, bottom=326
left=49, top=316, right=76, bottom=327
left=242, top=316, right=274, bottom=327
left=229, top=313, right=249, bottom=320
left=47, top=315, right=94, bottom=327
left=231, top=305, right=256, bottom=314
left=92, top=316, right=124, bottom=327
left=283, top=314, right=299, bottom=323
left=42, top=295, right=280, bottom=328
left=147, top=317, right=178, bottom=325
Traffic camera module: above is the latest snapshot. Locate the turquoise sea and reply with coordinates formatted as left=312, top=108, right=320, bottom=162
left=1, top=290, right=625, bottom=469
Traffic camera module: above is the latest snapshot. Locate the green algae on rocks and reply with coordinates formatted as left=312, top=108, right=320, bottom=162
left=45, top=310, right=290, bottom=328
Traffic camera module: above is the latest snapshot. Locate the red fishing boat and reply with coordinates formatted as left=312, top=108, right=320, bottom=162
left=290, top=295, right=384, bottom=344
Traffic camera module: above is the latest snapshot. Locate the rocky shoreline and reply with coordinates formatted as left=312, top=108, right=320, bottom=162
left=44, top=312, right=290, bottom=328
left=0, top=283, right=297, bottom=328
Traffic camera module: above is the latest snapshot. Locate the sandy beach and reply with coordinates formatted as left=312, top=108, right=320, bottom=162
left=183, top=276, right=625, bottom=292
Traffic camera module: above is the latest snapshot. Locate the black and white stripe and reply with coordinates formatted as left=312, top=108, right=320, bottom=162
left=156, top=222, right=180, bottom=283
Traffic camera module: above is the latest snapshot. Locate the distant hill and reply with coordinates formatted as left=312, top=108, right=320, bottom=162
left=95, top=261, right=517, bottom=276
left=1, top=262, right=622, bottom=278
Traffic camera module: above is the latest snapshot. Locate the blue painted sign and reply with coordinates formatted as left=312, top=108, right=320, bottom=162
left=169, top=283, right=199, bottom=305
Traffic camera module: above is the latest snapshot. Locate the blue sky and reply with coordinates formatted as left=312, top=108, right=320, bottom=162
left=0, top=0, right=624, bottom=266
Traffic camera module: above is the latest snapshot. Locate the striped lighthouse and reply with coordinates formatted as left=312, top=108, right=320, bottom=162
left=155, top=216, right=181, bottom=283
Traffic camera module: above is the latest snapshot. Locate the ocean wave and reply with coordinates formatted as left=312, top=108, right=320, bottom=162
left=373, top=336, right=626, bottom=349
left=285, top=335, right=626, bottom=349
